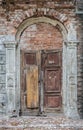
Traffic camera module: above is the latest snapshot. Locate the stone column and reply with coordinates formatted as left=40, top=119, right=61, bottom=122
left=4, top=41, right=16, bottom=116
left=66, top=41, right=79, bottom=119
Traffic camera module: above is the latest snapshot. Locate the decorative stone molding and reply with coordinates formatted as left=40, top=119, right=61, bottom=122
left=65, top=41, right=79, bottom=119
left=4, top=41, right=17, bottom=48
left=0, top=84, right=5, bottom=93
left=0, top=65, right=6, bottom=74
left=0, top=75, right=5, bottom=84
left=7, top=76, right=14, bottom=88
left=4, top=41, right=16, bottom=116
left=0, top=55, right=5, bottom=65
left=64, top=41, right=79, bottom=47
left=0, top=93, right=7, bottom=113
left=0, top=49, right=6, bottom=115
left=16, top=16, right=67, bottom=43
left=67, top=22, right=77, bottom=42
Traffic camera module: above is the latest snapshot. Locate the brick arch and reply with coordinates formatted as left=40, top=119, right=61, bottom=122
left=12, top=8, right=68, bottom=30
left=16, top=16, right=67, bottom=43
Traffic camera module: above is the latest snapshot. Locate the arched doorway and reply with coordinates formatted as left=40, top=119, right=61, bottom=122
left=20, top=22, right=63, bottom=115
left=3, top=16, right=79, bottom=118
left=16, top=17, right=67, bottom=115
left=16, top=16, right=80, bottom=117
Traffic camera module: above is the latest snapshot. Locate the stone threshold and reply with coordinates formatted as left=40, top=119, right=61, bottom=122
left=0, top=116, right=83, bottom=130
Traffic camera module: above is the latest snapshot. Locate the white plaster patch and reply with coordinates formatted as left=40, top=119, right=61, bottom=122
left=0, top=36, right=6, bottom=49
left=5, top=35, right=15, bottom=42
left=67, top=23, right=77, bottom=41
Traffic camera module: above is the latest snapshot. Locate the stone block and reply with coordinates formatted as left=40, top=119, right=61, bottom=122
left=0, top=84, right=5, bottom=93
left=0, top=65, right=6, bottom=74
left=0, top=75, right=5, bottom=84
left=0, top=51, right=5, bottom=55
left=0, top=55, right=5, bottom=65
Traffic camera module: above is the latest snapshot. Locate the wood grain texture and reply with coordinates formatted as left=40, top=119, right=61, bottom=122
left=26, top=65, right=39, bottom=108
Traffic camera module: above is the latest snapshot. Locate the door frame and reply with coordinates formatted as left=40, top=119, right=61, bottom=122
left=15, top=16, right=79, bottom=118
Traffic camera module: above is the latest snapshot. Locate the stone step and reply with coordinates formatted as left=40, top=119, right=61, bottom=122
left=1, top=127, right=83, bottom=130
left=0, top=116, right=83, bottom=130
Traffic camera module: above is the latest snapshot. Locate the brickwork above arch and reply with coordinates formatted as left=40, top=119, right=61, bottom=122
left=20, top=22, right=63, bottom=51
left=0, top=7, right=77, bottom=42
left=11, top=8, right=68, bottom=29
left=16, top=16, right=67, bottom=43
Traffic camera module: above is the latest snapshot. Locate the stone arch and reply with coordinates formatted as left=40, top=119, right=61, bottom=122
left=16, top=16, right=67, bottom=43
left=15, top=16, right=67, bottom=116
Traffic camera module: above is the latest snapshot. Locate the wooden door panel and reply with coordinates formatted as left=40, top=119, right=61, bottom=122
left=45, top=95, right=61, bottom=108
left=41, top=51, right=62, bottom=68
left=25, top=53, right=36, bottom=65
left=42, top=50, right=62, bottom=110
left=47, top=52, right=60, bottom=66
left=26, top=66, right=39, bottom=108
left=45, top=68, right=61, bottom=92
left=21, top=50, right=62, bottom=114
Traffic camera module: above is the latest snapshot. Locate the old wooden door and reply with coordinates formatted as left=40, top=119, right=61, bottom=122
left=21, top=50, right=62, bottom=115
left=41, top=50, right=62, bottom=112
left=21, top=51, right=39, bottom=115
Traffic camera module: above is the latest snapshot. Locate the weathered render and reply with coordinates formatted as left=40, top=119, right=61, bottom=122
left=0, top=0, right=82, bottom=119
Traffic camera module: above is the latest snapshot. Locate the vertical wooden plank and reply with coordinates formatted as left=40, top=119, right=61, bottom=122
left=26, top=66, right=39, bottom=108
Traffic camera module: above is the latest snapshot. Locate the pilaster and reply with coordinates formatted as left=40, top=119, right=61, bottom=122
left=4, top=41, right=16, bottom=116
left=66, top=41, right=79, bottom=119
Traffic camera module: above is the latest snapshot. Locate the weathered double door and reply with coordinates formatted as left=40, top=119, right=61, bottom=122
left=21, top=50, right=62, bottom=115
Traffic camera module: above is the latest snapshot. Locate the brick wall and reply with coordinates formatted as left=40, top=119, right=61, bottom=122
left=20, top=23, right=63, bottom=51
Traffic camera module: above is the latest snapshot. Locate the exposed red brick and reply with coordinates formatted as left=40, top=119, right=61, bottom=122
left=20, top=23, right=63, bottom=51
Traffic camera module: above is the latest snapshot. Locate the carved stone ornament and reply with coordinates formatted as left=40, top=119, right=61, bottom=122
left=0, top=75, right=5, bottom=84
left=0, top=55, right=5, bottom=64
left=0, top=65, right=6, bottom=74
left=4, top=41, right=17, bottom=48
left=69, top=75, right=76, bottom=85
left=0, top=93, right=6, bottom=103
left=0, top=84, right=5, bottom=93
left=7, top=76, right=13, bottom=87
left=64, top=41, right=79, bottom=47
